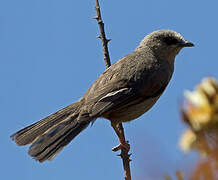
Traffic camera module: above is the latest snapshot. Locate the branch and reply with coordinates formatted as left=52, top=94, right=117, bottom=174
left=94, top=1, right=132, bottom=180
left=94, top=0, right=111, bottom=69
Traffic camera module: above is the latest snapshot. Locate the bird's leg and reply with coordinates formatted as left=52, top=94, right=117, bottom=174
left=111, top=122, right=132, bottom=180
left=111, top=122, right=130, bottom=152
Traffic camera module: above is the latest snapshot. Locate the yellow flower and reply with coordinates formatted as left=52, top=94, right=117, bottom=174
left=179, top=77, right=218, bottom=154
left=183, top=77, right=218, bottom=131
left=179, top=129, right=197, bottom=152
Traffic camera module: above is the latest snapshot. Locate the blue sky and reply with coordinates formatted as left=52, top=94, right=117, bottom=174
left=1, top=0, right=218, bottom=180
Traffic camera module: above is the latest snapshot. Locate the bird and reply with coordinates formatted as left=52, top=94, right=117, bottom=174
left=11, top=30, right=194, bottom=162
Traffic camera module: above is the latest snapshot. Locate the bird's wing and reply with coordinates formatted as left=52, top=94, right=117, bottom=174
left=90, top=87, right=140, bottom=117
left=90, top=84, right=167, bottom=118
left=83, top=55, right=134, bottom=107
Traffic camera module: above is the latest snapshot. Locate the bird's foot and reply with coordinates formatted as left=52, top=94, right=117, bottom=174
left=112, top=141, right=130, bottom=152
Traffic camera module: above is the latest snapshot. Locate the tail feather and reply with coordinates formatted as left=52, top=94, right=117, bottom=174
left=11, top=101, right=82, bottom=146
left=28, top=119, right=89, bottom=162
left=11, top=99, right=92, bottom=162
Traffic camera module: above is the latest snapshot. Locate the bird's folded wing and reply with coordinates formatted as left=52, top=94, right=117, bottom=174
left=90, top=82, right=168, bottom=118
left=90, top=87, right=142, bottom=117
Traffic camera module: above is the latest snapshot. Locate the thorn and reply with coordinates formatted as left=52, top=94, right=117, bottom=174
left=106, top=39, right=111, bottom=43
left=97, top=35, right=102, bottom=39
left=92, top=16, right=99, bottom=20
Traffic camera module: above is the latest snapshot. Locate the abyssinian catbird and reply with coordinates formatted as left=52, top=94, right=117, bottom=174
left=11, top=30, right=194, bottom=162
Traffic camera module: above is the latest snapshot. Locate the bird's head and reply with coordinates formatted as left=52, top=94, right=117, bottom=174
left=136, top=30, right=194, bottom=62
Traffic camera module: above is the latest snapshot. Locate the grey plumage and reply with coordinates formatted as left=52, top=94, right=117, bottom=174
left=11, top=30, right=194, bottom=162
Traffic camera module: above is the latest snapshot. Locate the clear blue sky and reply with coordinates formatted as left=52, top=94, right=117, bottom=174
left=1, top=1, right=218, bottom=180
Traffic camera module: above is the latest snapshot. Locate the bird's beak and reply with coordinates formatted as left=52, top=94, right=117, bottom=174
left=180, top=40, right=195, bottom=47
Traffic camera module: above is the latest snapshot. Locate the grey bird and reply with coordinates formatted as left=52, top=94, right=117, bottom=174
left=11, top=30, right=194, bottom=162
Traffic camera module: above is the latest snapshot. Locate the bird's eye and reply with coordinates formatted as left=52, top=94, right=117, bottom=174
left=162, top=36, right=179, bottom=45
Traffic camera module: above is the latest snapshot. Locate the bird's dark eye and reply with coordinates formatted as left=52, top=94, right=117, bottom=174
left=162, top=36, right=179, bottom=45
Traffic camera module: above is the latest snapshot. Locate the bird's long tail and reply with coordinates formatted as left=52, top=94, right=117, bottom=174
left=11, top=99, right=91, bottom=162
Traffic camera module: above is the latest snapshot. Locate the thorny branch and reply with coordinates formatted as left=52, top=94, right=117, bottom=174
left=94, top=0, right=132, bottom=180
left=94, top=0, right=111, bottom=69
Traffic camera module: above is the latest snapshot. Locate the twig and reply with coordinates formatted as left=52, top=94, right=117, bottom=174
left=94, top=1, right=132, bottom=180
left=94, top=0, right=111, bottom=68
